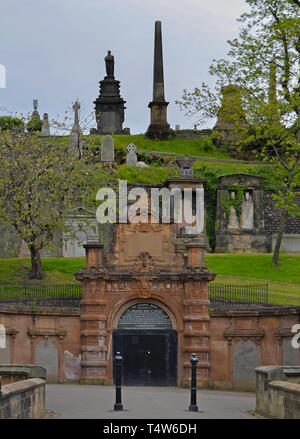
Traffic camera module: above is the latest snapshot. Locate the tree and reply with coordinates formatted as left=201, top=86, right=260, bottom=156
left=176, top=0, right=300, bottom=265
left=0, top=121, right=107, bottom=279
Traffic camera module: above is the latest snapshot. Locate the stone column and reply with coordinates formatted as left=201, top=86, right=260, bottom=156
left=78, top=244, right=110, bottom=384
left=182, top=238, right=215, bottom=387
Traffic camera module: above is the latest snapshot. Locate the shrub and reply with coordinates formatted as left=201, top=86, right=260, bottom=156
left=0, top=116, right=24, bottom=131
left=201, top=136, right=214, bottom=152
left=26, top=118, right=43, bottom=132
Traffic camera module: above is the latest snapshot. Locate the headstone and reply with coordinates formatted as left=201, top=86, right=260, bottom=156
left=228, top=192, right=239, bottom=229
left=175, top=125, right=180, bottom=131
left=101, top=135, right=114, bottom=162
left=136, top=161, right=150, bottom=168
left=242, top=191, right=254, bottom=230
left=40, top=113, right=50, bottom=136
left=126, top=143, right=137, bottom=166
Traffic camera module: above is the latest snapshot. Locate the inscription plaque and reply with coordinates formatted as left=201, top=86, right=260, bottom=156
left=117, top=303, right=172, bottom=330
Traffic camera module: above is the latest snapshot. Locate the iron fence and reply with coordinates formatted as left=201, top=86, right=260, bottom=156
left=0, top=282, right=82, bottom=308
left=209, top=283, right=268, bottom=309
left=0, top=281, right=268, bottom=309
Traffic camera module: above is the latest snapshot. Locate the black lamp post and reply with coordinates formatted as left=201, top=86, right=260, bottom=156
left=114, top=352, right=123, bottom=411
left=189, top=353, right=199, bottom=412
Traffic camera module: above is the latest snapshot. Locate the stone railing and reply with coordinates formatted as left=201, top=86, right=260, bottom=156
left=0, top=378, right=45, bottom=419
left=256, top=366, right=300, bottom=419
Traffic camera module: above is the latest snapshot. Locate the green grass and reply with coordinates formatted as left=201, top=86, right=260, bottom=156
left=206, top=253, right=300, bottom=284
left=0, top=255, right=299, bottom=306
left=0, top=257, right=85, bottom=284
left=88, top=134, right=231, bottom=159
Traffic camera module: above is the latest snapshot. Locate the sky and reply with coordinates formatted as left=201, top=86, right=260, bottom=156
left=0, top=0, right=249, bottom=134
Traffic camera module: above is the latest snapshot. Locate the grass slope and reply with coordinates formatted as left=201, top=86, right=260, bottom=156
left=0, top=255, right=299, bottom=305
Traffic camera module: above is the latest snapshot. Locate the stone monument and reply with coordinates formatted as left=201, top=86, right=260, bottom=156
left=126, top=143, right=137, bottom=166
left=146, top=21, right=172, bottom=140
left=31, top=99, right=40, bottom=120
left=94, top=51, right=126, bottom=134
left=40, top=113, right=50, bottom=136
left=101, top=135, right=114, bottom=162
left=70, top=100, right=83, bottom=158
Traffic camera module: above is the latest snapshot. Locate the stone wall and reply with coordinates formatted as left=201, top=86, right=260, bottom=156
left=265, top=190, right=300, bottom=253
left=175, top=129, right=212, bottom=139
left=0, top=364, right=46, bottom=385
left=256, top=366, right=300, bottom=418
left=0, top=378, right=45, bottom=419
left=1, top=303, right=300, bottom=390
left=209, top=307, right=300, bottom=391
left=0, top=305, right=81, bottom=383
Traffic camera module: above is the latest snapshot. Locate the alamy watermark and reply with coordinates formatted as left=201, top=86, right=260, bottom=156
left=0, top=324, right=5, bottom=348
left=95, top=180, right=204, bottom=233
left=0, top=64, right=6, bottom=88
left=291, top=324, right=300, bottom=349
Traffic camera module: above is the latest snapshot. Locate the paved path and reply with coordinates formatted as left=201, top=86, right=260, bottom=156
left=45, top=384, right=258, bottom=419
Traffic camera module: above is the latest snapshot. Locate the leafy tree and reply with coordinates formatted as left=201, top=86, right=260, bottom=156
left=26, top=118, right=43, bottom=132
left=0, top=116, right=24, bottom=131
left=0, top=120, right=109, bottom=279
left=176, top=0, right=300, bottom=265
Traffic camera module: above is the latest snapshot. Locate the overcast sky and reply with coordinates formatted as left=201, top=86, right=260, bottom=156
left=0, top=0, right=249, bottom=134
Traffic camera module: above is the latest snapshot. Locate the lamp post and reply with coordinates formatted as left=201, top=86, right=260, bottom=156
left=114, top=352, right=123, bottom=411
left=189, top=353, right=199, bottom=412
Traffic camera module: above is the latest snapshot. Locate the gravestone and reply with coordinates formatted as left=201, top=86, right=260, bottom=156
left=228, top=192, right=239, bottom=229
left=101, top=135, right=114, bottom=162
left=242, top=191, right=254, bottom=230
left=136, top=161, right=149, bottom=167
left=40, top=113, right=50, bottom=136
left=126, top=143, right=137, bottom=166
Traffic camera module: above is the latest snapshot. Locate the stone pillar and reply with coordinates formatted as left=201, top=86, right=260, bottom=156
left=146, top=21, right=171, bottom=140
left=79, top=244, right=109, bottom=384
left=186, top=235, right=206, bottom=269
left=183, top=238, right=214, bottom=387
left=83, top=243, right=103, bottom=268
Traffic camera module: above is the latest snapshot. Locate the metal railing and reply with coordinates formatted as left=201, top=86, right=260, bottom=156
left=0, top=282, right=82, bottom=308
left=209, top=283, right=268, bottom=309
left=0, top=281, right=268, bottom=309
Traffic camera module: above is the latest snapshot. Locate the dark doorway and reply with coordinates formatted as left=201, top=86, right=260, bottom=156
left=113, top=330, right=177, bottom=386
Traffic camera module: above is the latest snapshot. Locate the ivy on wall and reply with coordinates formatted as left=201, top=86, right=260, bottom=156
left=220, top=185, right=248, bottom=221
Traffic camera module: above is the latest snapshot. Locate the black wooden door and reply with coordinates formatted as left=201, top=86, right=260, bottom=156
left=113, top=331, right=177, bottom=386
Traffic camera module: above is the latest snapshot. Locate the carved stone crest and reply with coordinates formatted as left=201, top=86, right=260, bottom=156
left=135, top=252, right=155, bottom=272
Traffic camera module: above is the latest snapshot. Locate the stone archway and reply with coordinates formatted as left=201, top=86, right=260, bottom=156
left=113, top=302, right=178, bottom=386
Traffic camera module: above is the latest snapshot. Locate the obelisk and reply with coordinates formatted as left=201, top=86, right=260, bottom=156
left=146, top=21, right=171, bottom=140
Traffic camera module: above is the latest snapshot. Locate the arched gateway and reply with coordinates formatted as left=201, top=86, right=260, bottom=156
left=76, top=182, right=215, bottom=387
left=113, top=302, right=177, bottom=385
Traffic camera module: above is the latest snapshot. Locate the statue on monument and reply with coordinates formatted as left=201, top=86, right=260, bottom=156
left=105, top=50, right=114, bottom=78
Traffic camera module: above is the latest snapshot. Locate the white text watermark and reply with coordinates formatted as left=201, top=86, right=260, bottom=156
left=0, top=65, right=6, bottom=88
left=95, top=180, right=204, bottom=233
